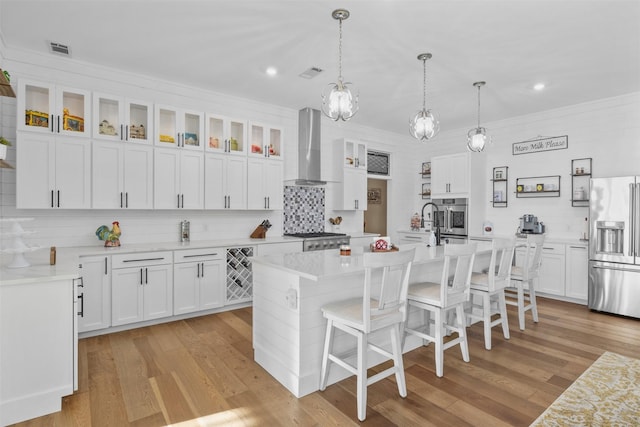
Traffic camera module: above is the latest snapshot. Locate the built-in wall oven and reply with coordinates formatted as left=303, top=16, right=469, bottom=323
left=433, top=198, right=468, bottom=241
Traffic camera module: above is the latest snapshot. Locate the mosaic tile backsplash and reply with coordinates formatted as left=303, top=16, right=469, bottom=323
left=283, top=186, right=325, bottom=233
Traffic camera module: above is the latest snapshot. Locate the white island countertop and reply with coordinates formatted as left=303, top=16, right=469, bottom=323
left=252, top=242, right=492, bottom=281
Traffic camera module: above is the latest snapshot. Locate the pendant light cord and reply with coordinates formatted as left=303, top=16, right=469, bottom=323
left=338, top=17, right=343, bottom=82
left=422, top=57, right=427, bottom=110
left=476, top=84, right=481, bottom=128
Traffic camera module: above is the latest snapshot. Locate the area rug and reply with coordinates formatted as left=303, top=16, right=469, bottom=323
left=530, top=351, right=640, bottom=426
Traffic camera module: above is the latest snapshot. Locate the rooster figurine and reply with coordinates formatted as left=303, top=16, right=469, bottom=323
left=96, top=221, right=121, bottom=247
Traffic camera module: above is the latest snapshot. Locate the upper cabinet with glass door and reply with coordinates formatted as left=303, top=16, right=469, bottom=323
left=248, top=122, right=283, bottom=160
left=17, top=79, right=91, bottom=137
left=154, top=105, right=204, bottom=151
left=342, top=139, right=367, bottom=170
left=92, top=93, right=153, bottom=144
left=205, top=113, right=247, bottom=155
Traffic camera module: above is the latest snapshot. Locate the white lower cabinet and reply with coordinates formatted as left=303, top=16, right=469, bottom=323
left=566, top=244, right=588, bottom=300
left=516, top=242, right=565, bottom=296
left=0, top=277, right=76, bottom=426
left=78, top=255, right=111, bottom=333
left=173, top=248, right=225, bottom=315
left=111, top=252, right=173, bottom=326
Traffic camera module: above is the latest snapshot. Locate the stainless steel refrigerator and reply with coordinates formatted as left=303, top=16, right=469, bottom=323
left=589, top=176, right=640, bottom=319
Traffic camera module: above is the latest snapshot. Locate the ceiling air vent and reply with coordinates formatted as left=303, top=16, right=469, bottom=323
left=49, top=42, right=71, bottom=56
left=299, top=67, right=323, bottom=79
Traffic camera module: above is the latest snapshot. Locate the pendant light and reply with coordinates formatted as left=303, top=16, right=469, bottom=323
left=467, top=81, right=491, bottom=152
left=410, top=53, right=439, bottom=141
left=321, top=9, right=358, bottom=121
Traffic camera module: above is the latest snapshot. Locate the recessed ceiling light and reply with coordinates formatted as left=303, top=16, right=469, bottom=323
left=265, top=67, right=278, bottom=76
left=533, top=83, right=545, bottom=91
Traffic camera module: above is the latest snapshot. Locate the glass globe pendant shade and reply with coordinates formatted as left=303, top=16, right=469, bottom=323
left=321, top=79, right=359, bottom=121
left=410, top=108, right=440, bottom=140
left=467, top=127, right=489, bottom=152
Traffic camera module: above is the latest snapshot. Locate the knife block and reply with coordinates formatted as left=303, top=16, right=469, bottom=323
left=250, top=225, right=267, bottom=239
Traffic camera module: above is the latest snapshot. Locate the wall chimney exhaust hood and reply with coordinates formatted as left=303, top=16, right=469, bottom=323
left=295, top=108, right=326, bottom=185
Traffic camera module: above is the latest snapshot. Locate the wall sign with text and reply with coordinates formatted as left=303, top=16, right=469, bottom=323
left=512, top=135, right=568, bottom=155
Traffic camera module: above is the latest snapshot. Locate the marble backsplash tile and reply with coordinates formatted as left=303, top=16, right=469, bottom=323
left=283, top=186, right=325, bottom=234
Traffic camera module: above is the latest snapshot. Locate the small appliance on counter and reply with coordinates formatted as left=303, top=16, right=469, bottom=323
left=180, top=220, right=190, bottom=242
left=517, top=214, right=545, bottom=236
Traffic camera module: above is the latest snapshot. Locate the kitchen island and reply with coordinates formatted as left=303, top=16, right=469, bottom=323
left=252, top=243, right=491, bottom=398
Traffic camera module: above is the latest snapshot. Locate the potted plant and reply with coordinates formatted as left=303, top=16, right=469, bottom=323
left=0, top=136, right=10, bottom=160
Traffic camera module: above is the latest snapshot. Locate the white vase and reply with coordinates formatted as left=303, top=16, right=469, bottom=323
left=0, top=144, right=6, bottom=160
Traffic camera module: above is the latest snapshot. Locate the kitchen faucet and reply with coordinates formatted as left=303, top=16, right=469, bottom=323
left=421, top=202, right=441, bottom=246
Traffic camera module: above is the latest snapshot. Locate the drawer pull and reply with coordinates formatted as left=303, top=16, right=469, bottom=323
left=183, top=253, right=218, bottom=258
left=123, top=257, right=165, bottom=263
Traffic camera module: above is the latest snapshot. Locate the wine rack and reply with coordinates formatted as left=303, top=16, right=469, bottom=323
left=226, top=246, right=254, bottom=303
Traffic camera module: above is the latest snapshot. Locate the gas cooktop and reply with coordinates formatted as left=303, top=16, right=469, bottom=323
left=285, top=232, right=347, bottom=238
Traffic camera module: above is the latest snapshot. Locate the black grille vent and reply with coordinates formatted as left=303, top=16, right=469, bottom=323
left=367, top=150, right=390, bottom=176
left=49, top=42, right=70, bottom=56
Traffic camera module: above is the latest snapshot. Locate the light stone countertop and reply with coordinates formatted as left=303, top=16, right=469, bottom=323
left=0, top=232, right=378, bottom=286
left=252, top=242, right=494, bottom=281
left=398, top=230, right=588, bottom=246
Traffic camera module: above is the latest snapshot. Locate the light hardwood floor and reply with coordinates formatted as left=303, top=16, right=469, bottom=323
left=12, top=298, right=640, bottom=427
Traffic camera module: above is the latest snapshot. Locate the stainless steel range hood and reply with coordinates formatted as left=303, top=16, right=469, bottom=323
left=295, top=108, right=326, bottom=185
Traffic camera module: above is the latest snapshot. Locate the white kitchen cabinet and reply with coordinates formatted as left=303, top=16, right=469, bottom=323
left=340, top=138, right=368, bottom=170
left=516, top=242, right=565, bottom=296
left=92, top=141, right=153, bottom=209
left=78, top=255, right=111, bottom=333
left=16, top=132, right=91, bottom=209
left=335, top=167, right=367, bottom=211
left=248, top=122, right=283, bottom=160
left=333, top=138, right=368, bottom=211
left=431, top=153, right=470, bottom=198
left=204, top=153, right=247, bottom=210
left=173, top=248, right=225, bottom=315
left=155, top=105, right=204, bottom=150
left=566, top=244, right=588, bottom=300
left=92, top=93, right=153, bottom=144
left=111, top=252, right=173, bottom=326
left=205, top=113, right=247, bottom=155
left=154, top=148, right=204, bottom=209
left=247, top=158, right=284, bottom=210
left=0, top=277, right=76, bottom=426
left=17, top=79, right=90, bottom=137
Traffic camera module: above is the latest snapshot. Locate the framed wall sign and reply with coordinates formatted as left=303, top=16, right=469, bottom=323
left=512, top=135, right=568, bottom=155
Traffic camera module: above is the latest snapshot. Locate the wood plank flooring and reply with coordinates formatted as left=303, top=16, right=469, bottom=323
left=12, top=298, right=640, bottom=427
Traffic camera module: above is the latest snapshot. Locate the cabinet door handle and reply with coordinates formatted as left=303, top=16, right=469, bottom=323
left=51, top=190, right=54, bottom=208
left=145, top=268, right=148, bottom=284
left=140, top=268, right=144, bottom=285
left=50, top=114, right=55, bottom=133
left=177, top=194, right=181, bottom=209
left=183, top=253, right=218, bottom=258
left=201, top=262, right=205, bottom=278
left=120, top=124, right=124, bottom=141
left=77, top=293, right=84, bottom=317
left=125, top=125, right=129, bottom=141
left=123, top=257, right=165, bottom=263
left=57, top=190, right=60, bottom=207
left=120, top=192, right=123, bottom=208
left=104, top=257, right=108, bottom=275
left=57, top=115, right=60, bottom=133
left=126, top=192, right=129, bottom=208
left=267, top=197, right=270, bottom=209
left=197, top=262, right=200, bottom=278
left=181, top=194, right=184, bottom=208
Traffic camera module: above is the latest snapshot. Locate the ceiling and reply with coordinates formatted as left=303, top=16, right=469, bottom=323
left=1, top=0, right=639, bottom=136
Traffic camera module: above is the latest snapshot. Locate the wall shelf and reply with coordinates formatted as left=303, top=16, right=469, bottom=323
left=491, top=166, right=508, bottom=207
left=571, top=158, right=592, bottom=207
left=516, top=175, right=561, bottom=198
